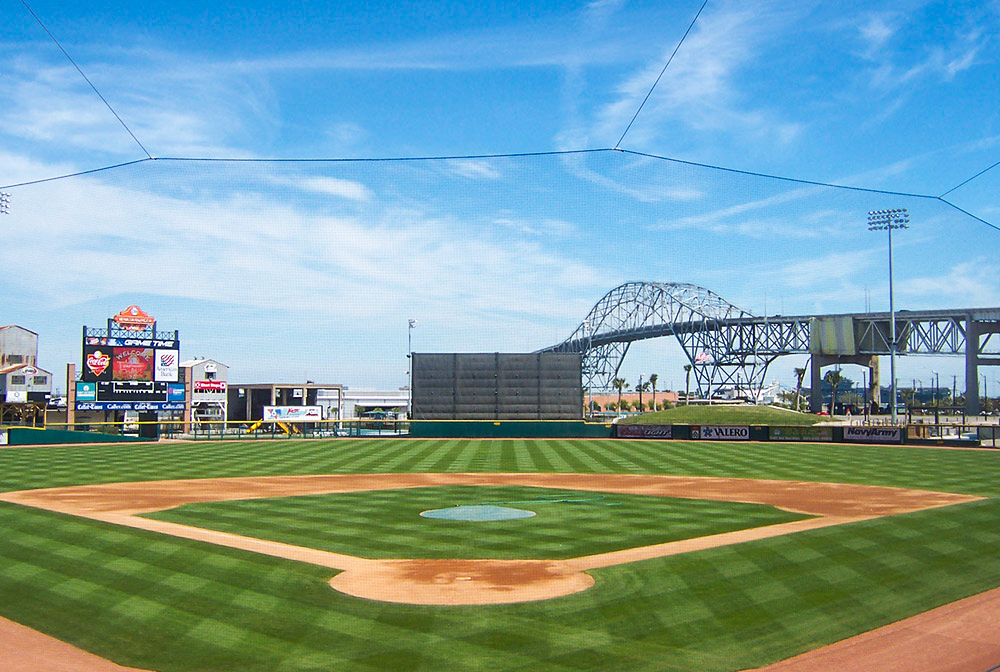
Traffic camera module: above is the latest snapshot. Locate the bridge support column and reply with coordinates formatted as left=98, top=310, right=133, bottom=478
left=966, top=318, right=980, bottom=417
left=810, top=356, right=823, bottom=414
left=810, top=354, right=880, bottom=414
left=868, top=356, right=880, bottom=413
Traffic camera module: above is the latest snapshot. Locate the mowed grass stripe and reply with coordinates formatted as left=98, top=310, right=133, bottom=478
left=145, top=485, right=810, bottom=560
left=2, top=438, right=1000, bottom=494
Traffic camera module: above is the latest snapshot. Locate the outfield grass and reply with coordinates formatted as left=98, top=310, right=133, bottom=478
left=623, top=404, right=823, bottom=426
left=1, top=438, right=999, bottom=671
left=143, top=486, right=811, bottom=560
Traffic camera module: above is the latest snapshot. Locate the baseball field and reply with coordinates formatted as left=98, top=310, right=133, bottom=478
left=0, top=437, right=999, bottom=671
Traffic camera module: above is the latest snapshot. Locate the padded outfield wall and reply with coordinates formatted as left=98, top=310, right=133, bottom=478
left=411, top=353, right=582, bottom=420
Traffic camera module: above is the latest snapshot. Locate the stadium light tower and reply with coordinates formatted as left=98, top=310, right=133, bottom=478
left=868, top=208, right=909, bottom=424
left=407, top=319, right=417, bottom=419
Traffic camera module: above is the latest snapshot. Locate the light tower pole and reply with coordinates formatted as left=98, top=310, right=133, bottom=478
left=868, top=208, right=909, bottom=425
left=407, top=319, right=417, bottom=420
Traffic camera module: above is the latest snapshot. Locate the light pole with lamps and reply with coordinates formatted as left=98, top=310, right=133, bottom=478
left=868, top=208, right=909, bottom=424
left=932, top=370, right=939, bottom=425
left=407, top=319, right=417, bottom=420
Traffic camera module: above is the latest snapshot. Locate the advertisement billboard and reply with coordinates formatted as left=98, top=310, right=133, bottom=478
left=76, top=401, right=185, bottom=411
left=194, top=380, right=227, bottom=392
left=83, top=347, right=114, bottom=382
left=74, top=381, right=186, bottom=410
left=616, top=424, right=673, bottom=439
left=155, top=349, right=179, bottom=382
left=693, top=425, right=750, bottom=440
left=75, top=381, right=97, bottom=402
left=263, top=406, right=323, bottom=421
left=113, top=347, right=154, bottom=381
left=770, top=426, right=834, bottom=442
left=82, top=306, right=180, bottom=382
left=843, top=427, right=902, bottom=444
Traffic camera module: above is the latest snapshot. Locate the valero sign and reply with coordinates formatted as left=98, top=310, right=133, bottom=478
left=694, top=425, right=750, bottom=440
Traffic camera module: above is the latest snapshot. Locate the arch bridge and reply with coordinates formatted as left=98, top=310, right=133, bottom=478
left=537, top=281, right=1000, bottom=414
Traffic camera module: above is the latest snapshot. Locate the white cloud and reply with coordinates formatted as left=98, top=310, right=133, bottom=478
left=904, top=259, right=1000, bottom=305
left=447, top=160, right=501, bottom=180
left=298, top=176, right=374, bottom=201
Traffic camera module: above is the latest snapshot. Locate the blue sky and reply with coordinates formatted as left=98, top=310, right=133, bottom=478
left=2, top=0, right=999, bottom=394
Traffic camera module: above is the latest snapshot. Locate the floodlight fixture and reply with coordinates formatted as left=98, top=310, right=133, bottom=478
left=0, top=192, right=10, bottom=215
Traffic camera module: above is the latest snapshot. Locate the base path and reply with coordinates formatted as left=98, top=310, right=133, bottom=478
left=750, top=586, right=1000, bottom=672
left=0, top=617, right=148, bottom=672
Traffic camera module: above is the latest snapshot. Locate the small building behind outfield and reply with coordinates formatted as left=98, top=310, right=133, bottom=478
left=181, top=358, right=229, bottom=426
left=340, top=388, right=408, bottom=420
left=0, top=325, right=53, bottom=424
left=227, top=382, right=343, bottom=423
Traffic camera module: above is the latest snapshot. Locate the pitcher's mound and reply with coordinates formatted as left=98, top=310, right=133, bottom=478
left=329, top=558, right=593, bottom=605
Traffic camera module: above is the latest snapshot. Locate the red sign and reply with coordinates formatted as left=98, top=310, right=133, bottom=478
left=194, top=380, right=227, bottom=392
left=86, top=350, right=111, bottom=378
left=112, top=305, right=155, bottom=330
left=113, top=348, right=154, bottom=381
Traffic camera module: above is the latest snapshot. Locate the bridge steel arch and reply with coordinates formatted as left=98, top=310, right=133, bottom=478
left=540, top=281, right=1000, bottom=414
left=538, top=282, right=780, bottom=399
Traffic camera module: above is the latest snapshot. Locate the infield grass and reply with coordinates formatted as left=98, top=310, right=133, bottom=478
left=1, top=438, right=999, bottom=671
left=142, top=485, right=811, bottom=560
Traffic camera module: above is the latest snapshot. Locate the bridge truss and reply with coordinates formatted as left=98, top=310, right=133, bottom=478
left=539, top=281, right=1000, bottom=412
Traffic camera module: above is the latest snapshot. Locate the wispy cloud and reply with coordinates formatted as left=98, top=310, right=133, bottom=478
left=298, top=177, right=374, bottom=201
left=446, top=160, right=502, bottom=180
left=589, top=1, right=804, bottom=151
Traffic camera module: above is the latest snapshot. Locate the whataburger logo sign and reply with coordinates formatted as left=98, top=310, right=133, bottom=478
left=112, top=305, right=155, bottom=330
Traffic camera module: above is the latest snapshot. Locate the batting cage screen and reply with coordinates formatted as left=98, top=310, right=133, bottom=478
left=412, top=353, right=582, bottom=420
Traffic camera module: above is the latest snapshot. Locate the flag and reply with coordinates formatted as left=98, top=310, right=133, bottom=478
left=694, top=351, right=712, bottom=364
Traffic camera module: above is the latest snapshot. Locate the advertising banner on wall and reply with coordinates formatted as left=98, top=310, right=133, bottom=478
left=82, top=347, right=114, bottom=382
left=194, top=380, right=227, bottom=392
left=693, top=425, right=750, bottom=440
left=75, top=382, right=97, bottom=402
left=770, top=426, right=834, bottom=442
left=616, top=424, right=673, bottom=439
left=76, top=401, right=186, bottom=411
left=86, top=336, right=178, bottom=348
left=5, top=390, right=27, bottom=403
left=843, top=427, right=902, bottom=444
left=263, top=406, right=323, bottom=421
left=74, top=381, right=186, bottom=410
left=155, top=349, right=179, bottom=382
left=113, top=348, right=154, bottom=381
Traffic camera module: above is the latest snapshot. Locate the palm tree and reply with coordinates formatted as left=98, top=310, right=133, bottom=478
left=824, top=369, right=844, bottom=415
left=649, top=373, right=658, bottom=411
left=636, top=379, right=650, bottom=411
left=683, top=365, right=693, bottom=405
left=612, top=377, right=629, bottom=412
left=793, top=367, right=807, bottom=412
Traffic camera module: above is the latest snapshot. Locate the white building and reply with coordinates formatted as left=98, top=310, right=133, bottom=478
left=340, top=388, right=409, bottom=420
left=181, top=358, right=229, bottom=425
left=0, top=325, right=52, bottom=405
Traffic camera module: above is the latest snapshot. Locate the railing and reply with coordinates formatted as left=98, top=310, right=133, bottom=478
left=38, top=418, right=411, bottom=440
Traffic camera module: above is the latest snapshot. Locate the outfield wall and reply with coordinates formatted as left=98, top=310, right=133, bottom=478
left=2, top=427, right=153, bottom=445
left=409, top=420, right=614, bottom=438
